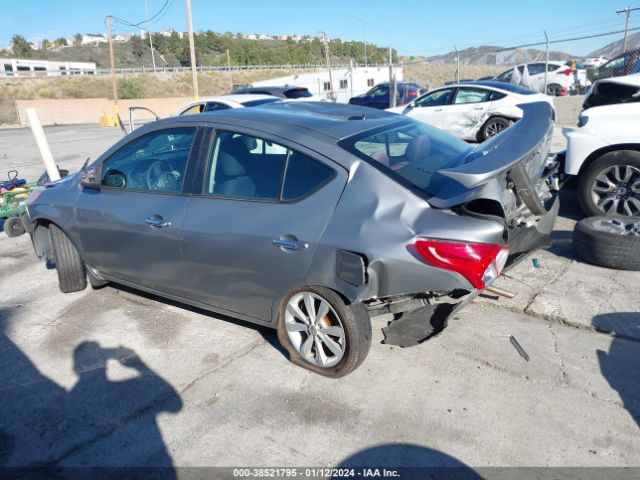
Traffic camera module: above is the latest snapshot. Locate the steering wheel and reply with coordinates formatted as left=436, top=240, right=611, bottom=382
left=146, top=160, right=180, bottom=191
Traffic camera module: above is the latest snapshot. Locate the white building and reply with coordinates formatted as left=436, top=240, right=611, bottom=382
left=82, top=34, right=107, bottom=46
left=251, top=65, right=403, bottom=103
left=0, top=58, right=97, bottom=77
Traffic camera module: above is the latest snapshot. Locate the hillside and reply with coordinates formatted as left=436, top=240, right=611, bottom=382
left=423, top=45, right=574, bottom=65
left=588, top=32, right=640, bottom=58
left=2, top=32, right=395, bottom=68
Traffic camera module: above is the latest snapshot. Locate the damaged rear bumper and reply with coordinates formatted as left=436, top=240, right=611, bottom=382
left=366, top=289, right=479, bottom=347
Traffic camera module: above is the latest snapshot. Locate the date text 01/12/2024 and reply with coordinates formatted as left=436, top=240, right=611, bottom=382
left=232, top=468, right=401, bottom=478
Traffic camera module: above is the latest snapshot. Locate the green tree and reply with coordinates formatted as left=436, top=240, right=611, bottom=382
left=73, top=33, right=82, bottom=47
left=41, top=39, right=51, bottom=49
left=54, top=37, right=68, bottom=47
left=10, top=35, right=31, bottom=57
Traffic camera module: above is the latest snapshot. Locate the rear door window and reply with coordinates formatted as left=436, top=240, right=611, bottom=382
left=527, top=63, right=546, bottom=75
left=204, top=102, right=230, bottom=112
left=453, top=88, right=492, bottom=104
left=284, top=88, right=312, bottom=99
left=205, top=131, right=334, bottom=201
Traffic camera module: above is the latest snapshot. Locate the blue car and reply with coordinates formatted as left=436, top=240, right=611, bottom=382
left=348, top=82, right=423, bottom=109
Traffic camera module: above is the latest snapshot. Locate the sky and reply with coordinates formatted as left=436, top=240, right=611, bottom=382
left=1, top=0, right=639, bottom=56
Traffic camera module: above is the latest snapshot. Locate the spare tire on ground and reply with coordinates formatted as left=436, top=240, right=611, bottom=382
left=573, top=216, right=640, bottom=271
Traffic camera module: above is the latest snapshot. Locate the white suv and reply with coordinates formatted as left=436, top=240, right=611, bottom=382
left=562, top=74, right=640, bottom=217
left=494, top=61, right=587, bottom=96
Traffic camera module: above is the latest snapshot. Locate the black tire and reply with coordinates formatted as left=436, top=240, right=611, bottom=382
left=277, top=286, right=372, bottom=378
left=547, top=83, right=563, bottom=96
left=49, top=224, right=87, bottom=293
left=578, top=150, right=640, bottom=217
left=479, top=116, right=513, bottom=142
left=573, top=216, right=640, bottom=271
left=3, top=216, right=26, bottom=237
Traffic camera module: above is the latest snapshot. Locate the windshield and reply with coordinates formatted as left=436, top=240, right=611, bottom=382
left=284, top=88, right=312, bottom=99
left=340, top=121, right=473, bottom=199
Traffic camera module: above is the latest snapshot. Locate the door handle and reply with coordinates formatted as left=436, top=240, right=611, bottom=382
left=473, top=106, right=485, bottom=110
left=144, top=215, right=171, bottom=228
left=272, top=238, right=309, bottom=251
left=433, top=108, right=443, bottom=112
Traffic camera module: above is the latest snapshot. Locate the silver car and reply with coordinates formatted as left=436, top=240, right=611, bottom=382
left=26, top=102, right=559, bottom=377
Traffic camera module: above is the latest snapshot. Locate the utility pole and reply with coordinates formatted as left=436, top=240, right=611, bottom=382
left=544, top=31, right=549, bottom=95
left=454, top=45, right=460, bottom=83
left=144, top=0, right=156, bottom=72
left=321, top=31, right=334, bottom=102
left=185, top=0, right=199, bottom=98
left=226, top=48, right=233, bottom=91
left=106, top=15, right=119, bottom=124
left=617, top=6, right=640, bottom=53
left=388, top=45, right=396, bottom=108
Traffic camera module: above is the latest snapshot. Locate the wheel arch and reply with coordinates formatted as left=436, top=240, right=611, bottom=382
left=476, top=115, right=519, bottom=143
left=577, top=144, right=640, bottom=176
left=31, top=217, right=86, bottom=265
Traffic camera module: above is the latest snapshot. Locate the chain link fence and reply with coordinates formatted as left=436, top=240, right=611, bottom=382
left=403, top=27, right=640, bottom=95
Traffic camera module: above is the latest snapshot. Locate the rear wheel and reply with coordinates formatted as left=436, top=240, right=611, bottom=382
left=3, top=216, right=26, bottom=237
left=578, top=150, right=640, bottom=217
left=480, top=116, right=512, bottom=142
left=277, top=286, right=371, bottom=378
left=49, top=224, right=87, bottom=293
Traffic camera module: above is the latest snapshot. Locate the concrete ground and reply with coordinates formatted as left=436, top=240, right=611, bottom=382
left=0, top=102, right=639, bottom=475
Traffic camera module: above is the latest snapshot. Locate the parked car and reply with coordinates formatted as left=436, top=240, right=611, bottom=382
left=26, top=101, right=558, bottom=377
left=587, top=48, right=640, bottom=82
left=348, top=82, right=423, bottom=109
left=582, top=56, right=609, bottom=69
left=232, top=85, right=317, bottom=100
left=493, top=61, right=584, bottom=96
left=176, top=94, right=281, bottom=115
left=562, top=75, right=640, bottom=217
left=386, top=81, right=555, bottom=142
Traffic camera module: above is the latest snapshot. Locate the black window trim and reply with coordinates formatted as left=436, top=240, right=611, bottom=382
left=415, top=87, right=457, bottom=107
left=97, top=125, right=203, bottom=197
left=195, top=126, right=337, bottom=205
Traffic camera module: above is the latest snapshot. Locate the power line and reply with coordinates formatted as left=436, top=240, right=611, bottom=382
left=110, top=0, right=173, bottom=30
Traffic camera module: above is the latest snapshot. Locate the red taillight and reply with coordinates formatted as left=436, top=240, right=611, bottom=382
left=407, top=90, right=418, bottom=98
left=559, top=68, right=572, bottom=76
left=413, top=239, right=509, bottom=290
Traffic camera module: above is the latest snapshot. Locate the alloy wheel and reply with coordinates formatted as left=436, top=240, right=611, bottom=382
left=591, top=217, right=640, bottom=236
left=590, top=164, right=640, bottom=216
left=485, top=119, right=510, bottom=138
left=284, top=291, right=346, bottom=368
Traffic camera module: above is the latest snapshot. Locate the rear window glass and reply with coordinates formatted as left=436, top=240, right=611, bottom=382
left=339, top=121, right=473, bottom=199
left=583, top=81, right=640, bottom=109
left=284, top=88, right=312, bottom=99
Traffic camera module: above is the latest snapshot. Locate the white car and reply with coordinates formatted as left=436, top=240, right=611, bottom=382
left=562, top=74, right=640, bottom=217
left=176, top=94, right=281, bottom=115
left=386, top=81, right=554, bottom=142
left=493, top=61, right=587, bottom=96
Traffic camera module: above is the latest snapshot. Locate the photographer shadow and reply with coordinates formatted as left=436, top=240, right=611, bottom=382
left=0, top=310, right=182, bottom=476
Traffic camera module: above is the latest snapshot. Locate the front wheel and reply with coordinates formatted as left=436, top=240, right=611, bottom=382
left=49, top=224, right=87, bottom=293
left=578, top=150, right=640, bottom=217
left=277, top=286, right=371, bottom=378
left=3, top=216, right=26, bottom=237
left=479, top=116, right=513, bottom=142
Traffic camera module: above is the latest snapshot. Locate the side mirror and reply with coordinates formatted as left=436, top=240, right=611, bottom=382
left=81, top=166, right=100, bottom=189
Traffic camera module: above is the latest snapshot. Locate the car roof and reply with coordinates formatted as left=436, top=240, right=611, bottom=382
left=595, top=73, right=640, bottom=87
left=238, top=85, right=308, bottom=93
left=167, top=101, right=407, bottom=140
left=457, top=80, right=538, bottom=94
